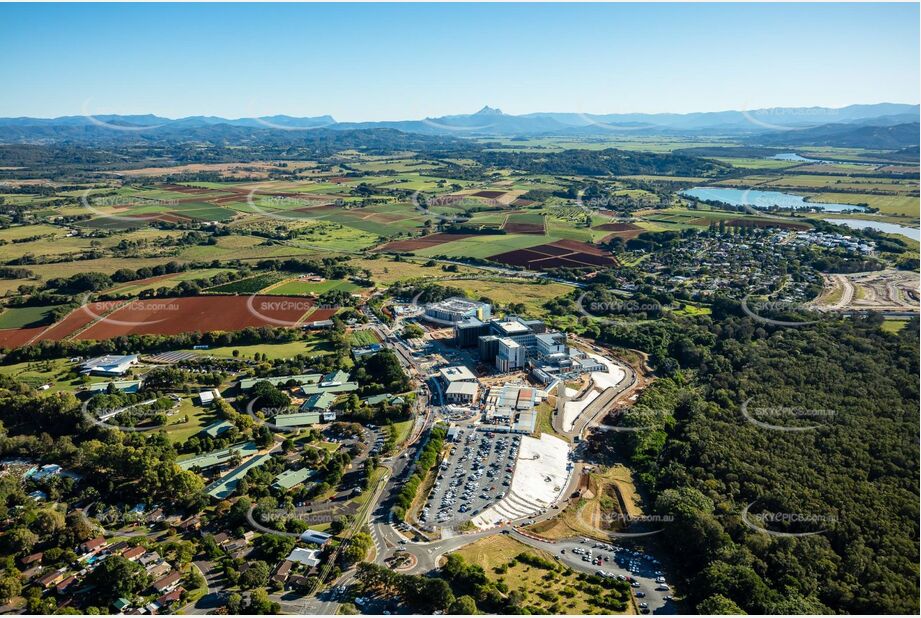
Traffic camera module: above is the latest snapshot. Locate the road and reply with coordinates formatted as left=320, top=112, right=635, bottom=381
left=180, top=560, right=225, bottom=615
left=551, top=341, right=642, bottom=441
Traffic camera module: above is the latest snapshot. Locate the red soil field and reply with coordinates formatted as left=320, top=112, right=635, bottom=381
left=75, top=295, right=315, bottom=339
left=511, top=198, right=536, bottom=207
left=376, top=233, right=474, bottom=252
left=503, top=223, right=544, bottom=234
left=503, top=217, right=546, bottom=235
left=0, top=326, right=47, bottom=349
left=488, top=239, right=618, bottom=271
left=305, top=308, right=339, bottom=322
left=547, top=239, right=610, bottom=256
left=33, top=302, right=123, bottom=342
left=471, top=190, right=506, bottom=199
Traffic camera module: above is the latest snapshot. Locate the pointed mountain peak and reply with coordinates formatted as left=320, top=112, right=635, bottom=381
left=474, top=105, right=504, bottom=116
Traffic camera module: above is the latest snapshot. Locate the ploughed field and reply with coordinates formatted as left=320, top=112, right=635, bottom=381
left=488, top=239, right=619, bottom=271
left=0, top=295, right=323, bottom=348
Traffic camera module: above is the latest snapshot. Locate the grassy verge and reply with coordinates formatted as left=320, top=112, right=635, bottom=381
left=453, top=535, right=631, bottom=614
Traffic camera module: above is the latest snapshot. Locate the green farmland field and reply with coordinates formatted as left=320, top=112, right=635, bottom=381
left=268, top=278, right=361, bottom=296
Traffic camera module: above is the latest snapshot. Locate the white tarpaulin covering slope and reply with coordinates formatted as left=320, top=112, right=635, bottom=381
left=472, top=433, right=571, bottom=529
left=561, top=353, right=626, bottom=431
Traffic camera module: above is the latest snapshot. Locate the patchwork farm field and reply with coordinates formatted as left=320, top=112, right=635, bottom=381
left=0, top=294, right=326, bottom=349
left=267, top=278, right=360, bottom=295
left=488, top=239, right=619, bottom=270
left=412, top=234, right=551, bottom=259
left=74, top=295, right=314, bottom=338
left=0, top=305, right=58, bottom=329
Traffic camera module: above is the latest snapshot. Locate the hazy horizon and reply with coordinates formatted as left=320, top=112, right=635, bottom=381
left=2, top=100, right=919, bottom=122
left=1, top=3, right=918, bottom=120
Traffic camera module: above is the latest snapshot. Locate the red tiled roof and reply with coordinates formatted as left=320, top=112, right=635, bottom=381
left=82, top=537, right=106, bottom=550
left=56, top=575, right=77, bottom=592
left=157, top=587, right=184, bottom=605
left=21, top=552, right=43, bottom=565
left=152, top=571, right=181, bottom=592
left=122, top=546, right=146, bottom=560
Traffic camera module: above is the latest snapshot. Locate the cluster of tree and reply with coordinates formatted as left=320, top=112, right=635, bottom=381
left=352, top=349, right=411, bottom=395
left=392, top=425, right=446, bottom=521
left=388, top=281, right=468, bottom=305
left=248, top=381, right=292, bottom=413
left=355, top=562, right=458, bottom=613
left=225, top=587, right=280, bottom=614
left=0, top=265, right=34, bottom=279
left=338, top=393, right=411, bottom=426
left=594, top=309, right=919, bottom=614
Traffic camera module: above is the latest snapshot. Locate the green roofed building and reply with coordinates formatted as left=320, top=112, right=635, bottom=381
left=177, top=442, right=258, bottom=471
left=301, top=392, right=336, bottom=411
left=273, top=412, right=321, bottom=428
left=321, top=370, right=350, bottom=386
left=300, top=382, right=358, bottom=396
left=273, top=467, right=314, bottom=491
left=206, top=453, right=272, bottom=499
left=201, top=419, right=234, bottom=438
left=239, top=374, right=321, bottom=391
left=363, top=393, right=391, bottom=406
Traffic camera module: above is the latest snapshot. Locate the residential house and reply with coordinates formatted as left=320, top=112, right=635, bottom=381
left=146, top=561, right=172, bottom=580
left=55, top=575, right=77, bottom=595
left=20, top=552, right=43, bottom=566
left=152, top=571, right=182, bottom=594
left=156, top=587, right=185, bottom=611
left=37, top=570, right=66, bottom=589
left=272, top=560, right=293, bottom=584
left=79, top=537, right=107, bottom=554
left=139, top=551, right=162, bottom=567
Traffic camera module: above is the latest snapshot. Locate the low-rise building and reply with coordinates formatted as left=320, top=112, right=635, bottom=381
left=287, top=547, right=321, bottom=568
left=299, top=529, right=332, bottom=546
left=445, top=381, right=478, bottom=404
left=152, top=571, right=182, bottom=594
left=79, top=354, right=139, bottom=376
left=423, top=297, right=491, bottom=325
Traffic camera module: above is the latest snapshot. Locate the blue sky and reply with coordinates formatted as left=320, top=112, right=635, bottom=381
left=1, top=3, right=918, bottom=120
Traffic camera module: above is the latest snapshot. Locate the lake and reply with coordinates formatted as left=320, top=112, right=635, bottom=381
left=681, top=187, right=869, bottom=213
left=823, top=218, right=920, bottom=242
left=771, top=152, right=817, bottom=162
left=769, top=152, right=872, bottom=166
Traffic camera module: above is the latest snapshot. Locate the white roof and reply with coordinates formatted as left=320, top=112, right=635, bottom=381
left=438, top=365, right=476, bottom=382
left=494, top=320, right=530, bottom=335
left=287, top=547, right=321, bottom=567
left=446, top=382, right=478, bottom=395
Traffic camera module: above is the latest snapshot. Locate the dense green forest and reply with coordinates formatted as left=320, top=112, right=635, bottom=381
left=592, top=310, right=919, bottom=614
left=474, top=148, right=728, bottom=177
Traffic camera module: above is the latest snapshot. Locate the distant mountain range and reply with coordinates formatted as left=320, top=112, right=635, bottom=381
left=0, top=103, right=917, bottom=149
